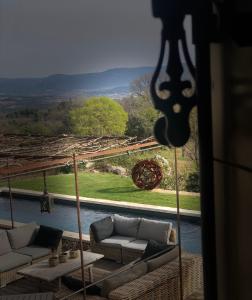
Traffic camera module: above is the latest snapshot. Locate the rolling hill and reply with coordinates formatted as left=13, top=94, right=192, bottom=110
left=0, top=67, right=155, bottom=97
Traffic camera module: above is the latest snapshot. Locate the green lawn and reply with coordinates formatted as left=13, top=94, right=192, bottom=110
left=4, top=172, right=200, bottom=211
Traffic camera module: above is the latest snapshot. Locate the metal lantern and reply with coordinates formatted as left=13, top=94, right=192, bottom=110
left=40, top=171, right=53, bottom=213
left=132, top=160, right=162, bottom=190
left=40, top=191, right=53, bottom=213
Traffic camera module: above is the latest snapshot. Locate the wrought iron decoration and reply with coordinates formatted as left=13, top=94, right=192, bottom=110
left=132, top=160, right=162, bottom=190
left=151, top=0, right=197, bottom=147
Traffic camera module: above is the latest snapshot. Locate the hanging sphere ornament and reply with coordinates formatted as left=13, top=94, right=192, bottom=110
left=150, top=0, right=197, bottom=147
left=132, top=160, right=163, bottom=190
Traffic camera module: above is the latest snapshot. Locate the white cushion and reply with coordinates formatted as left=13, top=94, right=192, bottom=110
left=0, top=252, right=31, bottom=272
left=100, top=235, right=135, bottom=248
left=14, top=246, right=50, bottom=259
left=122, top=239, right=148, bottom=251
left=113, top=214, right=140, bottom=237
left=7, top=223, right=37, bottom=250
left=0, top=230, right=12, bottom=255
left=137, top=219, right=172, bottom=243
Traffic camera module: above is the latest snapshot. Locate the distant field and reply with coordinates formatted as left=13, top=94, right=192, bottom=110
left=2, top=172, right=200, bottom=211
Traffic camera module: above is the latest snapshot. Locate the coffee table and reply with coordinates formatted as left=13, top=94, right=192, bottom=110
left=18, top=251, right=104, bottom=290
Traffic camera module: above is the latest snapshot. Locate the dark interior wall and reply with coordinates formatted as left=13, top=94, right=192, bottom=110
left=211, top=32, right=252, bottom=300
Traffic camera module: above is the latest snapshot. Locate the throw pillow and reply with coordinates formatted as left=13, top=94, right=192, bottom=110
left=141, top=240, right=175, bottom=260
left=90, top=216, right=114, bottom=242
left=113, top=214, right=140, bottom=237
left=147, top=245, right=179, bottom=272
left=33, top=225, right=63, bottom=250
left=7, top=223, right=37, bottom=250
left=137, top=218, right=172, bottom=243
left=101, top=261, right=147, bottom=297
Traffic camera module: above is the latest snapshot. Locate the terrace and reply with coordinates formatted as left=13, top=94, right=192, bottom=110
left=0, top=134, right=203, bottom=299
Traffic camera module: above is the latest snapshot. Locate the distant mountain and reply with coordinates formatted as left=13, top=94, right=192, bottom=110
left=0, top=67, right=155, bottom=97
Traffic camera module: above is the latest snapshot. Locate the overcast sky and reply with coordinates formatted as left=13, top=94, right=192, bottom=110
left=0, top=0, right=193, bottom=78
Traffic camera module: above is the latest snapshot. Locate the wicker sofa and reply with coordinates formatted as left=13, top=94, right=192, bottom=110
left=90, top=215, right=176, bottom=264
left=0, top=223, right=62, bottom=287
left=63, top=252, right=202, bottom=300
left=104, top=253, right=203, bottom=300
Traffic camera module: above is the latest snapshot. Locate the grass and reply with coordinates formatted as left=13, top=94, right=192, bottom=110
left=3, top=172, right=200, bottom=211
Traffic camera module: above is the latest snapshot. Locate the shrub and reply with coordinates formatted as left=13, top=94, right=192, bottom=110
left=185, top=172, right=200, bottom=192
left=59, top=164, right=73, bottom=174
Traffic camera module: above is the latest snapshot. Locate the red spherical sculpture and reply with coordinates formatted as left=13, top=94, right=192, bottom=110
left=132, top=160, right=163, bottom=190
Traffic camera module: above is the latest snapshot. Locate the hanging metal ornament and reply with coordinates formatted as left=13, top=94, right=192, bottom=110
left=40, top=171, right=53, bottom=213
left=132, top=160, right=162, bottom=190
left=151, top=0, right=197, bottom=147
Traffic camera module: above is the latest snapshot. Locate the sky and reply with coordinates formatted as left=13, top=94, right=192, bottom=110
left=0, top=0, right=193, bottom=78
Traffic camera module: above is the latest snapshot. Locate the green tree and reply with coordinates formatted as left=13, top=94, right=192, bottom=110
left=183, top=107, right=199, bottom=170
left=69, top=97, right=128, bottom=136
left=124, top=97, right=159, bottom=138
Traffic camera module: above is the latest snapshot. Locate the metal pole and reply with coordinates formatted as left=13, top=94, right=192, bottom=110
left=174, top=148, right=183, bottom=299
left=73, top=153, right=86, bottom=300
left=7, top=158, right=14, bottom=229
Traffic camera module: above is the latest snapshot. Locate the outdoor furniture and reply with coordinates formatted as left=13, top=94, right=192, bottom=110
left=60, top=252, right=202, bottom=300
left=90, top=215, right=176, bottom=264
left=0, top=292, right=54, bottom=300
left=0, top=224, right=63, bottom=288
left=18, top=251, right=104, bottom=291
left=103, top=253, right=203, bottom=300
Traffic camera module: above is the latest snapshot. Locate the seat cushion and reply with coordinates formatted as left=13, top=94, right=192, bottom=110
left=0, top=230, right=12, bottom=255
left=90, top=217, right=114, bottom=242
left=33, top=225, right=63, bottom=250
left=14, top=246, right=51, bottom=259
left=101, top=261, right=148, bottom=297
left=99, top=236, right=135, bottom=248
left=147, top=246, right=179, bottom=272
left=137, top=218, right=172, bottom=243
left=113, top=214, right=140, bottom=237
left=0, top=252, right=32, bottom=272
left=7, top=223, right=37, bottom=250
left=0, top=292, right=54, bottom=300
left=122, top=239, right=148, bottom=251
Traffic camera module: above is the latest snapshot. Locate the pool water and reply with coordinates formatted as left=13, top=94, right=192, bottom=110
left=0, top=196, right=202, bottom=253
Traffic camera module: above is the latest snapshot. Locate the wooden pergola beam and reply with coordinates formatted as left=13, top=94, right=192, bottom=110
left=0, top=140, right=158, bottom=179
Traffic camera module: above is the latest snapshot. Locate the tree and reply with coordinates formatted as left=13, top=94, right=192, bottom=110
left=69, top=97, right=128, bottom=136
left=123, top=96, right=159, bottom=138
left=183, top=107, right=199, bottom=170
left=122, top=73, right=159, bottom=138
left=130, top=74, right=152, bottom=104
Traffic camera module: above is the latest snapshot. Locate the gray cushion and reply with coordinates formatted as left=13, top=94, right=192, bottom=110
left=147, top=246, right=179, bottom=272
left=0, top=292, right=54, bottom=300
left=137, top=219, right=172, bottom=243
left=101, top=261, right=147, bottom=297
left=122, top=239, right=148, bottom=251
left=113, top=214, right=140, bottom=237
left=14, top=246, right=51, bottom=259
left=7, top=223, right=37, bottom=250
left=90, top=217, right=114, bottom=242
left=0, top=230, right=12, bottom=255
left=100, top=235, right=135, bottom=248
left=0, top=252, right=32, bottom=272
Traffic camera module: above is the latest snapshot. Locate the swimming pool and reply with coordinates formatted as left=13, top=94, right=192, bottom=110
left=0, top=196, right=202, bottom=253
